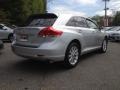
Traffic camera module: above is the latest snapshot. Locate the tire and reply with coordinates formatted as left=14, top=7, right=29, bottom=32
left=64, top=43, right=81, bottom=68
left=8, top=34, right=13, bottom=42
left=99, top=39, right=108, bottom=53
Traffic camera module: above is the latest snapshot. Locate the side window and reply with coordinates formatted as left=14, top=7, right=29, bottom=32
left=66, top=16, right=88, bottom=28
left=66, top=17, right=76, bottom=27
left=86, top=20, right=98, bottom=29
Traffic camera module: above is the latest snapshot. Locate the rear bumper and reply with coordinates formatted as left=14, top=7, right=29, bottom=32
left=11, top=44, right=65, bottom=61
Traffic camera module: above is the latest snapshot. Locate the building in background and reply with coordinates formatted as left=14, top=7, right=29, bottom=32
left=102, top=16, right=113, bottom=26
left=92, top=15, right=113, bottom=27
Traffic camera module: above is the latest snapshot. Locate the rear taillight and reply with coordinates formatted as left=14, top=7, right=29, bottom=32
left=38, top=26, right=63, bottom=37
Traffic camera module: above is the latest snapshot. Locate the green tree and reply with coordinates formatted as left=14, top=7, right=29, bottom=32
left=91, top=15, right=103, bottom=26
left=92, top=15, right=101, bottom=23
left=112, top=11, right=120, bottom=26
left=1, top=0, right=45, bottom=26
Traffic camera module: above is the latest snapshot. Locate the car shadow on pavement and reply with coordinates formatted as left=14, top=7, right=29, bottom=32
left=3, top=40, right=11, bottom=43
left=11, top=51, right=101, bottom=74
left=80, top=51, right=101, bottom=62
left=109, top=40, right=120, bottom=43
left=13, top=59, right=68, bottom=74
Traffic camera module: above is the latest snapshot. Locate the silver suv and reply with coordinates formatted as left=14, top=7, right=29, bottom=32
left=12, top=13, right=108, bottom=68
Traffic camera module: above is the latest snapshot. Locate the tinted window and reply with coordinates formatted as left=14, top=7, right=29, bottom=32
left=29, top=18, right=56, bottom=27
left=66, top=17, right=76, bottom=26
left=86, top=20, right=98, bottom=29
left=66, top=16, right=88, bottom=28
left=24, top=14, right=57, bottom=27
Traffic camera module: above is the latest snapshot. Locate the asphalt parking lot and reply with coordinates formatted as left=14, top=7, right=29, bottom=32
left=0, top=42, right=120, bottom=90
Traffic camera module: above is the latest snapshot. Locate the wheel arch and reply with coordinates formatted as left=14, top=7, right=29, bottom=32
left=67, top=39, right=82, bottom=52
left=8, top=33, right=13, bottom=38
left=64, top=39, right=82, bottom=68
left=8, top=33, right=13, bottom=41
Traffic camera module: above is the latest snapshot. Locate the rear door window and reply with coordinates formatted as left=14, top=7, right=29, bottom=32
left=66, top=16, right=88, bottom=28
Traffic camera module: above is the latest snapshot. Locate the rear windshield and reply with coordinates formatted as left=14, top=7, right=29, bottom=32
left=28, top=18, right=56, bottom=27
left=25, top=14, right=57, bottom=27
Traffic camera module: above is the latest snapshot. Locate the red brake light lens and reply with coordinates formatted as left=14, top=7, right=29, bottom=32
left=38, top=26, right=63, bottom=37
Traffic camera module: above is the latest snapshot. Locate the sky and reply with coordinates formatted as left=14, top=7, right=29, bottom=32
left=48, top=0, right=120, bottom=17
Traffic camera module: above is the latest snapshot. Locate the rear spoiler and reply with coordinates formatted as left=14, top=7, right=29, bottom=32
left=28, top=13, right=58, bottom=19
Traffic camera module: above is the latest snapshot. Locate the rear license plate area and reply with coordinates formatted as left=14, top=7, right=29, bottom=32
left=20, top=34, right=28, bottom=41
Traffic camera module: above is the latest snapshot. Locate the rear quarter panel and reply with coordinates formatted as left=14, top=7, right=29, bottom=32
left=53, top=26, right=86, bottom=54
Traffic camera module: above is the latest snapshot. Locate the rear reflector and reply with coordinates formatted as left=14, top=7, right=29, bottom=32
left=38, top=26, right=63, bottom=37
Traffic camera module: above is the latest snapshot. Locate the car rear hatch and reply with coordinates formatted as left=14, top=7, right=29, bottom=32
left=14, top=13, right=58, bottom=48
